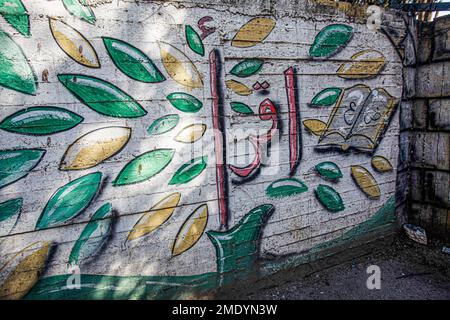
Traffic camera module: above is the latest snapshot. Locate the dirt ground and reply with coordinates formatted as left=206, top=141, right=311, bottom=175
left=245, top=236, right=450, bottom=300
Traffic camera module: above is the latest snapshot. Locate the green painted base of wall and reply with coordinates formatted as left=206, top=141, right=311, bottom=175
left=260, top=196, right=397, bottom=276
left=25, top=197, right=396, bottom=300
left=25, top=272, right=218, bottom=300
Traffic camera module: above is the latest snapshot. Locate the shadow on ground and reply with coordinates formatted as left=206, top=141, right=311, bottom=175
left=234, top=236, right=450, bottom=300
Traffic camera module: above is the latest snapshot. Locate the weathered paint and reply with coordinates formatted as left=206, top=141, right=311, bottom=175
left=337, top=50, right=386, bottom=79
left=113, top=149, right=174, bottom=186
left=159, top=41, right=204, bottom=88
left=60, top=126, right=131, bottom=170
left=23, top=197, right=396, bottom=300
left=0, top=241, right=52, bottom=300
left=174, top=124, right=207, bottom=143
left=58, top=74, right=147, bottom=118
left=167, top=92, right=203, bottom=113
left=231, top=18, right=276, bottom=48
left=68, top=203, right=113, bottom=266
left=172, top=204, right=209, bottom=257
left=0, top=0, right=404, bottom=300
left=127, top=193, right=181, bottom=242
left=185, top=25, right=205, bottom=57
left=266, top=178, right=308, bottom=199
left=0, top=30, right=37, bottom=94
left=0, top=149, right=45, bottom=189
left=35, top=172, right=102, bottom=229
left=284, top=67, right=301, bottom=176
left=0, top=0, right=30, bottom=37
left=396, top=15, right=450, bottom=240
left=49, top=18, right=100, bottom=68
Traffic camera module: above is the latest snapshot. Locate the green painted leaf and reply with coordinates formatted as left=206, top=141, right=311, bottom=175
left=167, top=92, right=203, bottom=113
left=310, top=88, right=342, bottom=107
left=68, top=203, right=113, bottom=266
left=230, top=102, right=254, bottom=114
left=315, top=184, right=344, bottom=212
left=0, top=30, right=37, bottom=95
left=0, top=198, right=22, bottom=236
left=185, top=25, right=204, bottom=56
left=315, top=162, right=343, bottom=180
left=113, top=149, right=174, bottom=186
left=266, top=178, right=308, bottom=198
left=103, top=37, right=165, bottom=83
left=61, top=0, right=96, bottom=24
left=58, top=74, right=147, bottom=118
left=0, top=149, right=45, bottom=189
left=0, top=0, right=30, bottom=37
left=309, top=24, right=353, bottom=58
left=0, top=107, right=83, bottom=135
left=35, top=172, right=102, bottom=230
left=230, top=59, right=264, bottom=77
left=147, top=114, right=179, bottom=135
left=169, top=156, right=207, bottom=185
left=207, top=204, right=274, bottom=284
left=0, top=198, right=22, bottom=223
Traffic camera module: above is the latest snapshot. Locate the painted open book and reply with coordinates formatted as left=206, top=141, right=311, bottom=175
left=318, top=84, right=398, bottom=152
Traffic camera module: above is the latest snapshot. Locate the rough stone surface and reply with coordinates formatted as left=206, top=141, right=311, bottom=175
left=412, top=99, right=428, bottom=129
left=399, top=100, right=413, bottom=131
left=417, top=23, right=433, bottom=64
left=403, top=67, right=417, bottom=98
left=433, top=16, right=450, bottom=62
left=416, top=63, right=447, bottom=98
left=403, top=16, right=450, bottom=243
left=423, top=170, right=450, bottom=208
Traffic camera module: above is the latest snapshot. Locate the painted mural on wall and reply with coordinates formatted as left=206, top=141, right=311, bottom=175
left=0, top=0, right=403, bottom=299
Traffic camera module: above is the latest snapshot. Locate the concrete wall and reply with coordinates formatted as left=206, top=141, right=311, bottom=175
left=0, top=0, right=404, bottom=299
left=400, top=15, right=450, bottom=240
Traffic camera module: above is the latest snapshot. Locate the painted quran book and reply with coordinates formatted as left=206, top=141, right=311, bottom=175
left=318, top=84, right=398, bottom=152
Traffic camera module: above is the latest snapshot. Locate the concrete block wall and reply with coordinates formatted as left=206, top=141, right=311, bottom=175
left=401, top=15, right=450, bottom=240
left=0, top=0, right=404, bottom=299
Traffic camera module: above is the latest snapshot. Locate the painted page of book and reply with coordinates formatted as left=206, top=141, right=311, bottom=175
left=318, top=84, right=371, bottom=148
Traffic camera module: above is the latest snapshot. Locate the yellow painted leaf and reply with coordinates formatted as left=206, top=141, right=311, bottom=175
left=337, top=50, right=385, bottom=79
left=158, top=42, right=203, bottom=89
left=302, top=119, right=327, bottom=136
left=225, top=80, right=252, bottom=96
left=231, top=17, right=276, bottom=48
left=174, top=124, right=206, bottom=143
left=0, top=241, right=52, bottom=300
left=172, top=204, right=208, bottom=256
left=351, top=165, right=380, bottom=199
left=127, top=193, right=181, bottom=241
left=49, top=18, right=100, bottom=68
left=371, top=156, right=393, bottom=172
left=60, top=126, right=131, bottom=170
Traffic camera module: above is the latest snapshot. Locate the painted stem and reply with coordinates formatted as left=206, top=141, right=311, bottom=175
left=209, top=49, right=228, bottom=229
left=284, top=67, right=300, bottom=176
